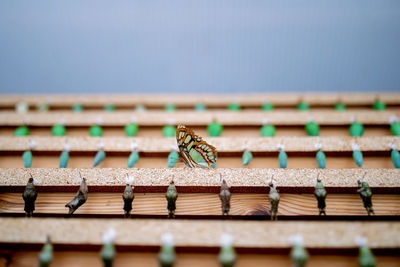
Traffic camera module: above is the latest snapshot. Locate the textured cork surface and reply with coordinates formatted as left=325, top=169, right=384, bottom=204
left=0, top=136, right=399, bottom=152
left=0, top=218, right=399, bottom=249
left=1, top=110, right=399, bottom=126
left=1, top=168, right=399, bottom=188
left=1, top=93, right=400, bottom=106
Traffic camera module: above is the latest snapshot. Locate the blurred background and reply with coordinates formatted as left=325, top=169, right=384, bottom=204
left=0, top=1, right=399, bottom=94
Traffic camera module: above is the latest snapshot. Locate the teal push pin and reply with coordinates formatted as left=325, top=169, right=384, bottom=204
left=349, top=117, right=364, bottom=137
left=127, top=143, right=139, bottom=168
left=352, top=143, right=363, bottom=167
left=104, top=103, right=115, bottom=112
left=208, top=120, right=223, bottom=137
left=22, top=140, right=36, bottom=168
left=125, top=117, right=139, bottom=137
left=305, top=119, right=320, bottom=136
left=389, top=144, right=400, bottom=168
left=162, top=120, right=176, bottom=137
left=90, top=116, right=103, bottom=137
left=93, top=142, right=106, bottom=167
left=158, top=233, right=176, bottom=267
left=227, top=102, right=241, bottom=111
left=278, top=144, right=287, bottom=168
left=389, top=116, right=400, bottom=136
left=59, top=143, right=70, bottom=168
left=242, top=146, right=253, bottom=166
left=194, top=103, right=206, bottom=111
left=52, top=119, right=66, bottom=136
left=167, top=146, right=179, bottom=168
left=355, top=237, right=376, bottom=267
left=15, top=125, right=30, bottom=136
left=218, top=234, right=236, bottom=267
left=315, top=144, right=326, bottom=169
left=165, top=103, right=177, bottom=112
left=72, top=103, right=84, bottom=112
left=38, top=236, right=53, bottom=267
left=373, top=98, right=386, bottom=111
left=290, top=234, right=308, bottom=267
left=260, top=119, right=276, bottom=137
left=101, top=228, right=117, bottom=267
left=15, top=101, right=29, bottom=113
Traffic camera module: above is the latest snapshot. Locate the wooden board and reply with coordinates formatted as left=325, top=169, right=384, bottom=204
left=1, top=192, right=399, bottom=217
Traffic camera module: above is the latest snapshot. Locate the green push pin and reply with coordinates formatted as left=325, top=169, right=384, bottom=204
left=208, top=120, right=223, bottom=137
left=373, top=99, right=386, bottom=111
left=355, top=237, right=376, bottom=267
left=158, top=233, right=176, bottom=267
left=52, top=119, right=66, bottom=136
left=242, top=148, right=253, bottom=166
left=262, top=102, right=274, bottom=111
left=72, top=103, right=84, bottom=112
left=334, top=102, right=346, bottom=111
left=125, top=117, right=139, bottom=137
left=305, top=120, right=320, bottom=136
left=278, top=144, right=287, bottom=168
left=90, top=116, right=103, bottom=137
left=297, top=101, right=310, bottom=111
left=290, top=234, right=308, bottom=267
left=349, top=119, right=364, bottom=137
left=165, top=103, right=176, bottom=112
left=218, top=234, right=236, bottom=267
left=227, top=102, right=240, bottom=111
left=38, top=236, right=53, bottom=267
left=389, top=116, right=400, bottom=136
left=389, top=144, right=400, bottom=168
left=260, top=119, right=275, bottom=137
left=15, top=125, right=30, bottom=136
left=101, top=228, right=117, bottom=267
left=194, top=103, right=206, bottom=111
left=352, top=143, right=363, bottom=167
left=22, top=140, right=35, bottom=168
left=104, top=103, right=115, bottom=112
left=162, top=122, right=176, bottom=137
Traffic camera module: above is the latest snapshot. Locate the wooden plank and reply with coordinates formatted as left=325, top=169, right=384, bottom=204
left=1, top=93, right=400, bottom=106
left=0, top=110, right=399, bottom=126
left=0, top=192, right=399, bottom=217
left=5, top=251, right=400, bottom=267
left=1, top=218, right=399, bottom=249
left=1, top=168, right=399, bottom=191
left=0, top=136, right=399, bottom=153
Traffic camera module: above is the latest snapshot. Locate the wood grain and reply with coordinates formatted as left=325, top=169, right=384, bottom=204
left=0, top=193, right=399, bottom=217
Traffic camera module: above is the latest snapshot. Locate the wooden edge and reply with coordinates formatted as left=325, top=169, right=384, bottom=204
left=0, top=218, right=398, bottom=249
left=1, top=168, right=399, bottom=189
left=0, top=110, right=399, bottom=126
left=0, top=136, right=399, bottom=152
left=1, top=93, right=400, bottom=106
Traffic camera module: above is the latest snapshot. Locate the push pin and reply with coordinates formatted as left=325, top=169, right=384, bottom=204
left=357, top=173, right=374, bottom=216
left=122, top=174, right=135, bottom=218
left=167, top=145, right=179, bottom=168
left=166, top=180, right=178, bottom=218
left=65, top=173, right=88, bottom=215
left=315, top=144, right=326, bottom=169
left=127, top=143, right=139, bottom=168
left=101, top=228, right=117, bottom=267
left=268, top=176, right=280, bottom=221
left=241, top=145, right=253, bottom=166
left=22, top=173, right=37, bottom=217
left=93, top=142, right=106, bottom=167
left=277, top=144, right=287, bottom=168
left=38, top=236, right=53, bottom=267
left=158, top=233, right=176, bottom=267
left=219, top=175, right=231, bottom=216
left=314, top=173, right=327, bottom=215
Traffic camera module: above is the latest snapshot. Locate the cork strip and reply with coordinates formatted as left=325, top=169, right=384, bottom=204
left=0, top=110, right=399, bottom=126
left=0, top=218, right=399, bottom=249
left=0, top=136, right=399, bottom=152
left=1, top=93, right=400, bottom=106
left=1, top=168, right=399, bottom=188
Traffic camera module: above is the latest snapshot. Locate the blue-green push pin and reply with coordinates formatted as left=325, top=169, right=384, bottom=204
left=260, top=119, right=276, bottom=137
left=355, top=237, right=376, bottom=267
left=352, top=143, right=363, bottom=167
left=93, top=143, right=106, bottom=167
left=59, top=143, right=70, bottom=168
left=242, top=147, right=253, bottom=166
left=349, top=118, right=364, bottom=137
left=218, top=234, right=236, bottom=267
left=72, top=103, right=84, bottom=112
left=158, top=233, right=176, bottom=267
left=101, top=228, right=117, bottom=267
left=194, top=103, right=206, bottom=111
left=165, top=103, right=176, bottom=112
left=38, top=236, right=53, bottom=267
left=290, top=234, right=308, bottom=267
left=127, top=143, right=139, bottom=168
left=167, top=146, right=179, bottom=168
left=389, top=144, right=400, bottom=168
left=389, top=116, right=400, bottom=136
left=278, top=144, right=287, bottom=168
left=22, top=140, right=36, bottom=168
left=315, top=144, right=326, bottom=169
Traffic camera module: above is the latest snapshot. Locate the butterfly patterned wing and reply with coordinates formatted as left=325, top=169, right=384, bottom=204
left=176, top=125, right=217, bottom=168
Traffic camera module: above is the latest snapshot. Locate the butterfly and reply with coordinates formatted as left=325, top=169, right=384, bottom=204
left=176, top=124, right=217, bottom=168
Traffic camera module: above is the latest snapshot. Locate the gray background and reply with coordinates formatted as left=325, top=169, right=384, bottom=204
left=0, top=1, right=399, bottom=94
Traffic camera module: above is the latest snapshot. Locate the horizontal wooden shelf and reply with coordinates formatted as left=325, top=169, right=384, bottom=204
left=1, top=218, right=399, bottom=249
left=0, top=136, right=399, bottom=153
left=1, top=168, right=399, bottom=193
left=1, top=93, right=400, bottom=106
left=1, top=192, right=399, bottom=217
left=0, top=110, right=399, bottom=126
